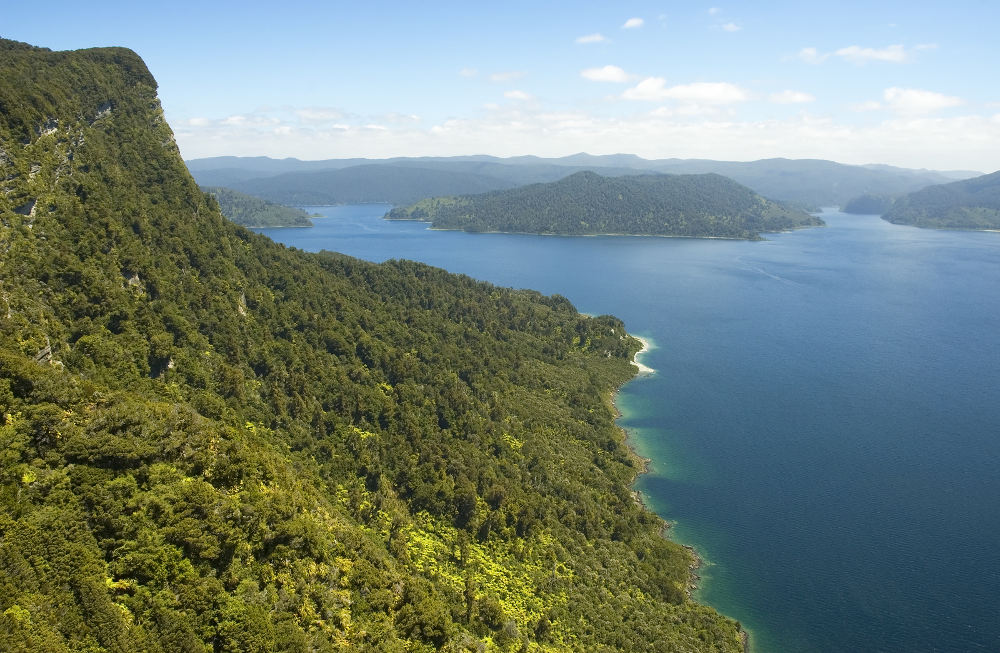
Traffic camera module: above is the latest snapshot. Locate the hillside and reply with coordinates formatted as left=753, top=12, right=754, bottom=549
left=882, top=170, right=1000, bottom=229
left=187, top=153, right=970, bottom=210
left=841, top=193, right=895, bottom=215
left=202, top=186, right=314, bottom=227
left=0, top=40, right=743, bottom=652
left=388, top=170, right=822, bottom=239
left=227, top=164, right=521, bottom=206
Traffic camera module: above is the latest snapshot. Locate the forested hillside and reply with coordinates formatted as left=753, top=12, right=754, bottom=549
left=202, top=186, right=314, bottom=227
left=0, top=40, right=743, bottom=652
left=388, top=171, right=822, bottom=239
left=883, top=170, right=1000, bottom=229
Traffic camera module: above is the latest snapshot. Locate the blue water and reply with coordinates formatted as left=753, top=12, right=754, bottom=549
left=257, top=206, right=1000, bottom=652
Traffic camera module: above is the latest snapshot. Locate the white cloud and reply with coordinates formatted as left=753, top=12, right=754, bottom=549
left=835, top=44, right=908, bottom=64
left=173, top=104, right=1000, bottom=173
left=576, top=33, right=608, bottom=44
left=581, top=65, right=633, bottom=83
left=622, top=17, right=644, bottom=29
left=187, top=117, right=209, bottom=127
left=882, top=87, right=963, bottom=115
left=459, top=67, right=478, bottom=78
left=295, top=108, right=343, bottom=123
left=708, top=7, right=721, bottom=15
left=721, top=22, right=741, bottom=32
left=851, top=101, right=883, bottom=112
left=799, top=43, right=936, bottom=65
left=490, top=71, right=525, bottom=82
left=769, top=90, right=815, bottom=104
left=623, top=78, right=748, bottom=104
left=796, top=47, right=828, bottom=64
left=504, top=90, right=532, bottom=101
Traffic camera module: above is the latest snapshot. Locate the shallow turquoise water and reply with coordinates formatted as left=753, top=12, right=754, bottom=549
left=258, top=206, right=1000, bottom=652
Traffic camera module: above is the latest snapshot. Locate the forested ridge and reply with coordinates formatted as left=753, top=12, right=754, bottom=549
left=883, top=170, right=1000, bottom=229
left=201, top=186, right=314, bottom=228
left=387, top=171, right=822, bottom=239
left=0, top=39, right=743, bottom=652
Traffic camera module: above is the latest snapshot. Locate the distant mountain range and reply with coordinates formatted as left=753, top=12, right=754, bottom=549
left=186, top=154, right=979, bottom=210
left=386, top=171, right=823, bottom=240
left=883, top=170, right=1000, bottom=229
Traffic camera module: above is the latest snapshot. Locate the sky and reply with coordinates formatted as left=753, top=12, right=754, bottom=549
left=4, top=0, right=999, bottom=171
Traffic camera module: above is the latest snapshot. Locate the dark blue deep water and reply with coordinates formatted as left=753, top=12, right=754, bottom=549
left=258, top=206, right=1000, bottom=652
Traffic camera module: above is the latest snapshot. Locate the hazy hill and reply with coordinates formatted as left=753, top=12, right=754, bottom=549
left=648, top=158, right=964, bottom=209
left=187, top=154, right=972, bottom=209
left=0, top=39, right=742, bottom=651
left=883, top=170, right=1000, bottom=229
left=202, top=186, right=314, bottom=227
left=388, top=170, right=822, bottom=239
left=841, top=193, right=896, bottom=215
left=227, top=164, right=522, bottom=205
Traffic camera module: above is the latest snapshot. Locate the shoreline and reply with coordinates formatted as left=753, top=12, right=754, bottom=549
left=613, top=333, right=751, bottom=653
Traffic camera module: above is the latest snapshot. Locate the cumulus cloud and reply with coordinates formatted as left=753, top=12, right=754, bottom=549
left=576, top=33, right=608, bottom=44
left=622, top=17, right=644, bottom=29
left=708, top=7, right=721, bottom=15
left=882, top=87, right=963, bottom=114
left=796, top=47, right=828, bottom=64
left=721, top=22, right=741, bottom=32
left=490, top=71, right=525, bottom=82
left=172, top=103, right=1000, bottom=173
left=851, top=100, right=883, bottom=112
left=798, top=43, right=936, bottom=65
left=295, top=108, right=344, bottom=123
left=581, top=65, right=633, bottom=83
left=459, top=67, right=478, bottom=77
left=504, top=90, right=532, bottom=101
left=623, top=78, right=748, bottom=104
left=835, top=44, right=909, bottom=64
left=769, top=90, right=815, bottom=104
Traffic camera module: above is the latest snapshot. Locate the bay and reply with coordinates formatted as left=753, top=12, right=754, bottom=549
left=256, top=205, right=1000, bottom=652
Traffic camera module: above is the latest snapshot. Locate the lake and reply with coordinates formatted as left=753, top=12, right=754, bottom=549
left=257, top=206, right=1000, bottom=652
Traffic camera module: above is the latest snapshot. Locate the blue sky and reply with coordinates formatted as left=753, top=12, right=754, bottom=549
left=4, top=1, right=999, bottom=171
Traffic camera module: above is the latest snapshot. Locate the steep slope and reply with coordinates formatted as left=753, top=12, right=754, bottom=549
left=202, top=186, right=313, bottom=227
left=388, top=170, right=822, bottom=239
left=0, top=40, right=743, bottom=652
left=882, top=170, right=1000, bottom=229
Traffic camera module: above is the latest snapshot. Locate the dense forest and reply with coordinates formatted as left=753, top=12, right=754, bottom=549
left=201, top=186, right=314, bottom=227
left=388, top=170, right=822, bottom=239
left=0, top=39, right=744, bottom=652
left=883, top=170, right=1000, bottom=229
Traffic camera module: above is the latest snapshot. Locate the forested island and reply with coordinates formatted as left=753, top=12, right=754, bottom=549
left=387, top=170, right=823, bottom=239
left=0, top=39, right=744, bottom=651
left=883, top=170, right=1000, bottom=229
left=201, top=186, right=315, bottom=227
